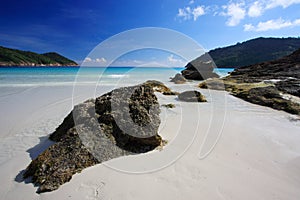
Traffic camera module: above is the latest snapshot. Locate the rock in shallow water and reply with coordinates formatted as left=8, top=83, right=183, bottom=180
left=23, top=83, right=163, bottom=193
left=170, top=73, right=187, bottom=84
left=181, top=60, right=219, bottom=80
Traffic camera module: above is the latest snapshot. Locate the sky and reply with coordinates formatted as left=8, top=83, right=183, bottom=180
left=0, top=0, right=300, bottom=66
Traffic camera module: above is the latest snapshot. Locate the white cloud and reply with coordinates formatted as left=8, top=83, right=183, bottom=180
left=243, top=23, right=255, bottom=31
left=167, top=54, right=185, bottom=66
left=244, top=18, right=300, bottom=31
left=267, top=0, right=300, bottom=9
left=167, top=54, right=177, bottom=62
left=83, top=57, right=107, bottom=66
left=84, top=57, right=92, bottom=62
left=294, top=18, right=300, bottom=25
left=246, top=0, right=300, bottom=17
left=176, top=0, right=300, bottom=28
left=177, top=7, right=191, bottom=20
left=222, top=3, right=246, bottom=26
left=248, top=1, right=263, bottom=17
left=95, top=57, right=107, bottom=63
left=177, top=5, right=206, bottom=21
left=193, top=6, right=205, bottom=21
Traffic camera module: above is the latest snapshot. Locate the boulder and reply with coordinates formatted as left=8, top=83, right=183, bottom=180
left=181, top=61, right=220, bottom=80
left=198, top=78, right=226, bottom=90
left=178, top=91, right=207, bottom=102
left=23, top=83, right=162, bottom=193
left=170, top=73, right=187, bottom=84
left=144, top=80, right=179, bottom=95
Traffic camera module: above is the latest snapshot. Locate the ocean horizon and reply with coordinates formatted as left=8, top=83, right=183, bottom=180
left=0, top=66, right=234, bottom=87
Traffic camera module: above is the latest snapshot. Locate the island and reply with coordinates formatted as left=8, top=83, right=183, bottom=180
left=0, top=46, right=78, bottom=67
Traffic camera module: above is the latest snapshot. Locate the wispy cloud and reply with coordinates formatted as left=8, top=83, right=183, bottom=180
left=244, top=18, right=300, bottom=31
left=83, top=57, right=107, bottom=66
left=167, top=54, right=185, bottom=65
left=0, top=32, right=58, bottom=51
left=176, top=0, right=300, bottom=28
left=248, top=1, right=263, bottom=17
left=82, top=54, right=186, bottom=67
left=267, top=0, right=300, bottom=9
left=177, top=5, right=206, bottom=21
left=189, top=0, right=195, bottom=5
left=221, top=2, right=246, bottom=26
left=247, top=0, right=300, bottom=17
left=192, top=6, right=206, bottom=21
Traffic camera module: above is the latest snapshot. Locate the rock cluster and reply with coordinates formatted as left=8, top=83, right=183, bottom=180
left=199, top=48, right=300, bottom=115
left=23, top=83, right=163, bottom=193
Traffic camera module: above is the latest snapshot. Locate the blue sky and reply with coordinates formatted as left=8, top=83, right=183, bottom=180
left=1, top=0, right=300, bottom=65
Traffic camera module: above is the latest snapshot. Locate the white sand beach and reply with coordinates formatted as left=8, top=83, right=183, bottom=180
left=0, top=81, right=300, bottom=200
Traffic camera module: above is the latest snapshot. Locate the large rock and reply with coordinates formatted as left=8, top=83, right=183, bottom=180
left=181, top=58, right=220, bottom=80
left=23, top=83, right=163, bottom=193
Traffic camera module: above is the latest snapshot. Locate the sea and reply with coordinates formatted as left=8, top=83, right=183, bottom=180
left=0, top=67, right=234, bottom=87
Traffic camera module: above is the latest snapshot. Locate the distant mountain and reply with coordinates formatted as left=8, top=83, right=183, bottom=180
left=200, top=37, right=300, bottom=68
left=0, top=46, right=78, bottom=66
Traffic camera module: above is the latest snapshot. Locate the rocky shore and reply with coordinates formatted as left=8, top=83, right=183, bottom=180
left=198, top=49, right=300, bottom=115
left=21, top=79, right=209, bottom=193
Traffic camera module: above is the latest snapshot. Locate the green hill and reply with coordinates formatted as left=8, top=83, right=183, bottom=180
left=0, top=46, right=78, bottom=66
left=201, top=37, right=300, bottom=68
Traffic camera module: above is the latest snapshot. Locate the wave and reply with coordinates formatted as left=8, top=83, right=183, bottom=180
left=106, top=74, right=130, bottom=78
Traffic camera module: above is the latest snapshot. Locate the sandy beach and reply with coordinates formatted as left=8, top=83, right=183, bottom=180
left=0, top=79, right=299, bottom=200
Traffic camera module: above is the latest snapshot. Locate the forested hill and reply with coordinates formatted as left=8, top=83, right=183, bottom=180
left=0, top=46, right=78, bottom=66
left=202, top=37, right=300, bottom=68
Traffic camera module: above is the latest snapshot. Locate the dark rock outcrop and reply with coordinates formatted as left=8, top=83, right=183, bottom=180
left=23, top=83, right=163, bottom=193
left=199, top=48, right=300, bottom=115
left=178, top=91, right=207, bottom=102
left=227, top=48, right=300, bottom=83
left=233, top=86, right=300, bottom=115
left=181, top=59, right=219, bottom=80
left=170, top=73, right=187, bottom=84
left=275, top=79, right=300, bottom=97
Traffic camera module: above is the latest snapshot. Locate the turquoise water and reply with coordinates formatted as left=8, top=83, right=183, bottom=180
left=0, top=67, right=234, bottom=87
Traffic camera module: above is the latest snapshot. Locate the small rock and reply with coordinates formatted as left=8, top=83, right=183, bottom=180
left=170, top=73, right=187, bottom=84
left=143, top=80, right=179, bottom=95
left=198, top=78, right=226, bottom=90
left=178, top=91, right=207, bottom=102
left=162, top=104, right=175, bottom=108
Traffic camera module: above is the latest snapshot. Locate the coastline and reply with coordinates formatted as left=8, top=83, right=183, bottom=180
left=0, top=74, right=299, bottom=199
